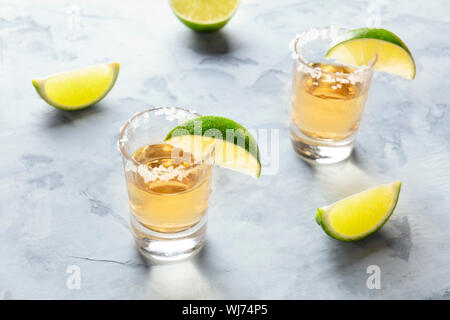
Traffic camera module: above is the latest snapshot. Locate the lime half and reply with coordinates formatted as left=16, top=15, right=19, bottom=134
left=326, top=28, right=416, bottom=79
left=165, top=116, right=261, bottom=178
left=169, top=0, right=239, bottom=32
left=315, top=181, right=402, bottom=241
left=32, top=62, right=120, bottom=111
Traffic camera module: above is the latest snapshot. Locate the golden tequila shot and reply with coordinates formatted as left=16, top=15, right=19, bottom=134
left=118, top=107, right=214, bottom=261
left=127, top=143, right=212, bottom=233
left=292, top=62, right=369, bottom=141
left=290, top=28, right=375, bottom=163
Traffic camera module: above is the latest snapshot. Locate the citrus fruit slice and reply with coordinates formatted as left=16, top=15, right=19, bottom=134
left=32, top=62, right=120, bottom=110
left=326, top=28, right=416, bottom=79
left=169, top=0, right=239, bottom=32
left=165, top=116, right=261, bottom=178
left=315, top=181, right=402, bottom=241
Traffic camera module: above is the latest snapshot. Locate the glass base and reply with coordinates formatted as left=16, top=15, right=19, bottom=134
left=131, top=215, right=207, bottom=262
left=290, top=123, right=355, bottom=164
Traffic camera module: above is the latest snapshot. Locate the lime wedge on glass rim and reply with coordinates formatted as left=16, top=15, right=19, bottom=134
left=32, top=62, right=120, bottom=111
left=315, top=181, right=402, bottom=241
left=326, top=28, right=416, bottom=79
left=169, top=0, right=239, bottom=32
left=165, top=116, right=261, bottom=178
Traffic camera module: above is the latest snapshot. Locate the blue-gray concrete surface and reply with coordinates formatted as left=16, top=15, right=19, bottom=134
left=0, top=0, right=449, bottom=299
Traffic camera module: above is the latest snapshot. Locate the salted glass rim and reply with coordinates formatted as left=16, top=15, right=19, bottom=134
left=290, top=26, right=378, bottom=77
left=118, top=106, right=207, bottom=166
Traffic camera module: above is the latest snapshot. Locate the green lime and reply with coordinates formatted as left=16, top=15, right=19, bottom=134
left=326, top=28, right=416, bottom=79
left=32, top=62, right=120, bottom=111
left=169, top=0, right=239, bottom=32
left=315, top=181, right=402, bottom=241
left=165, top=116, right=261, bottom=178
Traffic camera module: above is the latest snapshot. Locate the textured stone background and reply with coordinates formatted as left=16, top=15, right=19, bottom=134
left=0, top=0, right=449, bottom=299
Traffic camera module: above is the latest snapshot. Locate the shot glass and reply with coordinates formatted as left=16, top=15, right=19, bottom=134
left=290, top=27, right=376, bottom=163
left=118, top=107, right=214, bottom=261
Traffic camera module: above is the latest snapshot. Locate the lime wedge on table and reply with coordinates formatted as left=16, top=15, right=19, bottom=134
left=165, top=116, right=261, bottom=178
left=326, top=28, right=416, bottom=79
left=315, top=181, right=402, bottom=241
left=32, top=62, right=120, bottom=110
left=169, top=0, right=239, bottom=32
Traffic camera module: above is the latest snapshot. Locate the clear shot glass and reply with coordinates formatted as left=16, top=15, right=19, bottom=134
left=290, top=27, right=376, bottom=163
left=118, top=107, right=214, bottom=262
